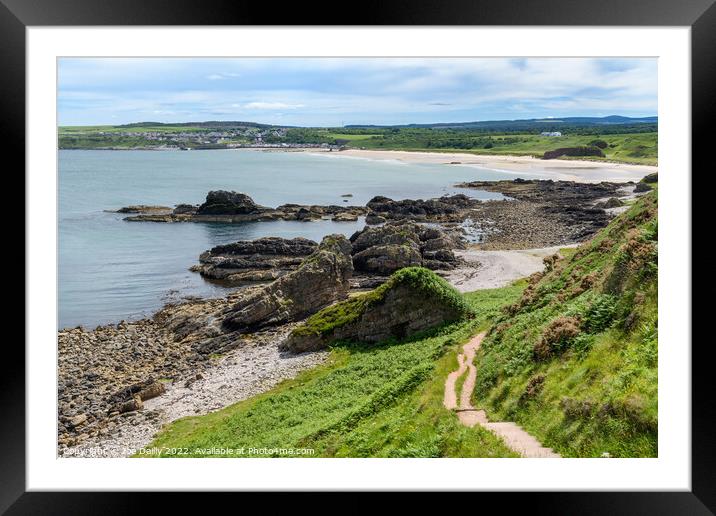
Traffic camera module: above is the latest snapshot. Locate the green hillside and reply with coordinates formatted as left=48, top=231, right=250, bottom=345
left=473, top=188, right=658, bottom=457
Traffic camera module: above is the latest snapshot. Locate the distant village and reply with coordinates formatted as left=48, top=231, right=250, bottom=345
left=71, top=126, right=343, bottom=150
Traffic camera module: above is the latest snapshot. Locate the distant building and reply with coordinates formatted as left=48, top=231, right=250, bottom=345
left=541, top=131, right=562, bottom=137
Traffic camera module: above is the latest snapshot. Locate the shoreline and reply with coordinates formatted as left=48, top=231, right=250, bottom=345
left=330, top=149, right=657, bottom=183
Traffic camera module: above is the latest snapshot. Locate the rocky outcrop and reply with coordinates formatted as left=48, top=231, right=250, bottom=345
left=192, top=237, right=318, bottom=284
left=281, top=267, right=473, bottom=352
left=123, top=191, right=368, bottom=223
left=197, top=190, right=262, bottom=215
left=366, top=194, right=477, bottom=222
left=349, top=222, right=463, bottom=274
left=221, top=234, right=353, bottom=331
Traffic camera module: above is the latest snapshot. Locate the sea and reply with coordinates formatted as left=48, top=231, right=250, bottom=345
left=58, top=149, right=529, bottom=329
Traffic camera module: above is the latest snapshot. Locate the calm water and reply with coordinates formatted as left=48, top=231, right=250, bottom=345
left=59, top=149, right=526, bottom=329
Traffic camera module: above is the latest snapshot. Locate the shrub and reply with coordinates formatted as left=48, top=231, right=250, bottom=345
left=533, top=316, right=582, bottom=360
left=589, top=139, right=608, bottom=149
left=519, top=374, right=546, bottom=404
left=542, top=146, right=605, bottom=160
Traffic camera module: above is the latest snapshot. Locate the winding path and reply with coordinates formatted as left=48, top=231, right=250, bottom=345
left=444, top=332, right=561, bottom=458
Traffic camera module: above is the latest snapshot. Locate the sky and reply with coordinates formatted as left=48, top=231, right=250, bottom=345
left=58, top=58, right=657, bottom=127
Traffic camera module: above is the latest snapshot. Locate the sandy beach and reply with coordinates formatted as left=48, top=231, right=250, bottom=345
left=327, top=149, right=657, bottom=183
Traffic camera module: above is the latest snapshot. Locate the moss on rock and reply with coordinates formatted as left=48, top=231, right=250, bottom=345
left=281, top=267, right=473, bottom=352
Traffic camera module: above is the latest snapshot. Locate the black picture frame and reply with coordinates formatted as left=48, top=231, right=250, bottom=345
left=5, top=0, right=711, bottom=511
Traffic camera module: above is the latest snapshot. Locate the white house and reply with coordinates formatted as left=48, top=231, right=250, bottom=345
left=540, top=131, right=562, bottom=137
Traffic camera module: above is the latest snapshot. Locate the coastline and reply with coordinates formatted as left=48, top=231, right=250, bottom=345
left=330, top=149, right=657, bottom=183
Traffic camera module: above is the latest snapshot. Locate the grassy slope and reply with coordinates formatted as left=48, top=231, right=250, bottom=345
left=473, top=188, right=658, bottom=457
left=143, top=282, right=525, bottom=458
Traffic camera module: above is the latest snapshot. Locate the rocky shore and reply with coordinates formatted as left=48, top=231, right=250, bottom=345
left=454, top=179, right=639, bottom=249
left=60, top=178, right=647, bottom=456
left=58, top=235, right=354, bottom=455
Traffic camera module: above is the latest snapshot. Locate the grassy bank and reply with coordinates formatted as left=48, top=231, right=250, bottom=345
left=472, top=188, right=658, bottom=457
left=142, top=282, right=525, bottom=458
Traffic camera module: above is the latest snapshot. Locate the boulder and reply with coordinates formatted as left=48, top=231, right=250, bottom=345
left=69, top=414, right=88, bottom=427
left=138, top=381, right=166, bottom=401
left=595, top=197, right=624, bottom=209
left=118, top=395, right=143, bottom=414
left=642, top=173, right=658, bottom=184
left=350, top=224, right=420, bottom=254
left=352, top=243, right=423, bottom=274
left=196, top=190, right=261, bottom=215
left=281, top=267, right=473, bottom=352
left=221, top=234, right=353, bottom=331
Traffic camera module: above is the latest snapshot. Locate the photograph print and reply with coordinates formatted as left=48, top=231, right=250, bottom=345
left=57, top=57, right=658, bottom=459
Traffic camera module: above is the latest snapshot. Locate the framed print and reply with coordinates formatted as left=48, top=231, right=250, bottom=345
left=6, top=0, right=713, bottom=510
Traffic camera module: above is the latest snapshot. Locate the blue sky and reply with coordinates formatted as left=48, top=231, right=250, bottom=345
left=58, top=58, right=657, bottom=127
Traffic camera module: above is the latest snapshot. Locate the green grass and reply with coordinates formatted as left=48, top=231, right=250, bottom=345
left=353, top=132, right=657, bottom=165
left=141, top=282, right=525, bottom=458
left=321, top=132, right=382, bottom=141
left=472, top=190, right=658, bottom=457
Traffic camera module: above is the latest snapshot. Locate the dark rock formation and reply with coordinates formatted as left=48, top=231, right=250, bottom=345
left=349, top=222, right=462, bottom=274
left=352, top=243, right=423, bottom=275
left=366, top=194, right=477, bottom=222
left=193, top=237, right=318, bottom=284
left=123, top=192, right=368, bottom=223
left=641, top=172, right=658, bottom=184
left=281, top=267, right=473, bottom=352
left=197, top=190, right=262, bottom=215
left=221, top=234, right=353, bottom=331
